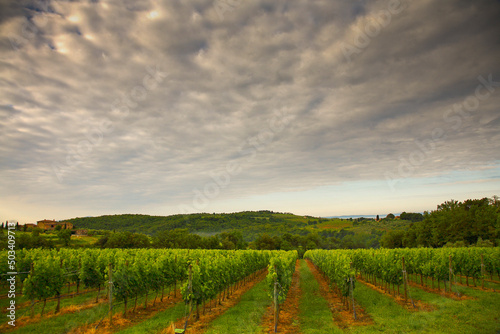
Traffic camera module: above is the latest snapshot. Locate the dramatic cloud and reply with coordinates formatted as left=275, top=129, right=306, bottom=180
left=1, top=0, right=499, bottom=222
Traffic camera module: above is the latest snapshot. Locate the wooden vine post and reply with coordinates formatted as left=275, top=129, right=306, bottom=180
left=77, top=262, right=81, bottom=294
left=30, top=262, right=35, bottom=318
left=274, top=265, right=278, bottom=333
left=195, top=259, right=200, bottom=320
left=350, top=262, right=356, bottom=320
left=108, top=263, right=113, bottom=326
left=184, top=264, right=193, bottom=331
left=55, top=258, right=63, bottom=314
left=402, top=256, right=408, bottom=303
left=174, top=256, right=177, bottom=298
left=449, top=256, right=452, bottom=293
left=481, top=254, right=485, bottom=289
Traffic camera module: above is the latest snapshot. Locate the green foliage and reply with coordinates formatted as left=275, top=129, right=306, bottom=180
left=400, top=212, right=424, bottom=222
left=58, top=211, right=412, bottom=251
left=95, top=231, right=150, bottom=248
left=112, top=263, right=137, bottom=303
left=404, top=197, right=500, bottom=247
left=476, top=237, right=495, bottom=247
left=348, top=247, right=500, bottom=284
left=266, top=251, right=298, bottom=304
left=0, top=232, right=54, bottom=250
left=254, top=234, right=282, bottom=250
left=181, top=250, right=271, bottom=308
left=57, top=229, right=72, bottom=247
left=151, top=229, right=203, bottom=249
left=38, top=197, right=500, bottom=252
left=305, top=249, right=356, bottom=297
left=380, top=230, right=405, bottom=248
left=65, top=211, right=311, bottom=240
left=443, top=240, right=468, bottom=248
left=23, top=256, right=65, bottom=303
left=79, top=251, right=106, bottom=290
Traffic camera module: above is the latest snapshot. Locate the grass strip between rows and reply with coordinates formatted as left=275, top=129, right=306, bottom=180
left=203, top=278, right=271, bottom=334
left=298, top=259, right=343, bottom=334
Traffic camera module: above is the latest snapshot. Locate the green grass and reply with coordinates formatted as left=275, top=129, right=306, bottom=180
left=0, top=282, right=98, bottom=311
left=406, top=273, right=500, bottom=292
left=298, top=260, right=343, bottom=334
left=349, top=280, right=500, bottom=334
left=70, top=235, right=99, bottom=247
left=116, top=301, right=186, bottom=334
left=0, top=287, right=103, bottom=325
left=315, top=219, right=353, bottom=230
left=6, top=288, right=179, bottom=333
left=6, top=300, right=109, bottom=334
left=204, top=278, right=271, bottom=334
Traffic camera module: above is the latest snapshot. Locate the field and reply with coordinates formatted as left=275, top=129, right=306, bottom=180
left=1, top=248, right=499, bottom=334
left=315, top=218, right=353, bottom=230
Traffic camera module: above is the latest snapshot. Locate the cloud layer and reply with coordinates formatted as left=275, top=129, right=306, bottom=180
left=1, top=0, right=499, bottom=222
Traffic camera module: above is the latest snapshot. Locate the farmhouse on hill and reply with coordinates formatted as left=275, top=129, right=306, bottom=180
left=36, top=219, right=73, bottom=230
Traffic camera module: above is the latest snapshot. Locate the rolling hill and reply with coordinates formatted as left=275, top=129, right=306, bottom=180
left=65, top=210, right=412, bottom=241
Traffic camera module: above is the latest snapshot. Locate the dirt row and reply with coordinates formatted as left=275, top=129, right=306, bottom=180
left=305, top=260, right=373, bottom=329
left=168, top=269, right=268, bottom=334
left=70, top=288, right=184, bottom=334
left=356, top=277, right=435, bottom=312
left=260, top=260, right=301, bottom=334
left=1, top=293, right=108, bottom=333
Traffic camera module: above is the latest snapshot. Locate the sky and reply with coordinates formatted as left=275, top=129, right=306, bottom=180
left=1, top=0, right=500, bottom=224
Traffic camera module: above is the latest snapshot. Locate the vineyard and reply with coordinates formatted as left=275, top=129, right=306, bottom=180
left=1, top=247, right=499, bottom=333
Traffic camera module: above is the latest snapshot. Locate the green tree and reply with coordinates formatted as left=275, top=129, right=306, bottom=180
left=253, top=234, right=281, bottom=250
left=219, top=231, right=247, bottom=249
left=380, top=230, right=405, bottom=248
left=99, top=231, right=150, bottom=248
left=476, top=237, right=495, bottom=247
left=400, top=212, right=424, bottom=222
left=57, top=229, right=71, bottom=247
left=405, top=197, right=499, bottom=247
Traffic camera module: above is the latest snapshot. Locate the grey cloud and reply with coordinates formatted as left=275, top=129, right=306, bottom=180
left=1, top=0, right=499, bottom=220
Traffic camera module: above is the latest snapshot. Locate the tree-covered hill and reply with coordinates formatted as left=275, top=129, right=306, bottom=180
left=66, top=211, right=317, bottom=239
left=65, top=210, right=411, bottom=243
left=61, top=196, right=499, bottom=249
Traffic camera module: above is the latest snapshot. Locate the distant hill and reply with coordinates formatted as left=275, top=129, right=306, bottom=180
left=66, top=211, right=317, bottom=240
left=324, top=214, right=406, bottom=219
left=325, top=215, right=378, bottom=219
left=65, top=210, right=413, bottom=242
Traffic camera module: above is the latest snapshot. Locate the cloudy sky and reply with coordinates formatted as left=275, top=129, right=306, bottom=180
left=1, top=0, right=499, bottom=223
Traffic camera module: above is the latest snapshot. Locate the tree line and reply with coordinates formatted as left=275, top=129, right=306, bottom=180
left=381, top=197, right=499, bottom=248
